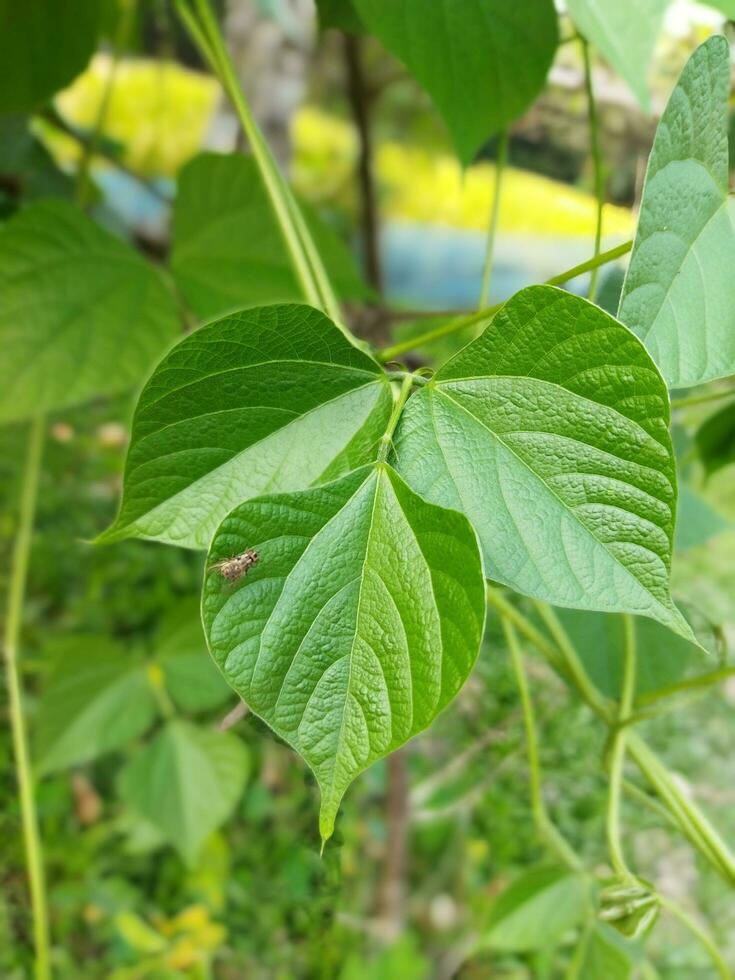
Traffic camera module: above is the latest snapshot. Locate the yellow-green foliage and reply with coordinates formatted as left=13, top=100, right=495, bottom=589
left=46, top=58, right=631, bottom=239
left=46, top=54, right=219, bottom=177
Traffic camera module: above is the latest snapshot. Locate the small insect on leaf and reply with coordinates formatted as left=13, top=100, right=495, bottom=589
left=208, top=549, right=259, bottom=583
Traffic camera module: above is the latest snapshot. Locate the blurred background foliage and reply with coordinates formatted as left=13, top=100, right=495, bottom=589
left=2, top=0, right=735, bottom=977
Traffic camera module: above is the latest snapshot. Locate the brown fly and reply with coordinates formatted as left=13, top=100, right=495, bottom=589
left=208, top=549, right=259, bottom=583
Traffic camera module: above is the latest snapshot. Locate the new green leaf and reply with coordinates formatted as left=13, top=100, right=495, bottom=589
left=202, top=464, right=486, bottom=842
left=171, top=153, right=367, bottom=322
left=100, top=304, right=392, bottom=549
left=351, top=0, right=558, bottom=165
left=36, top=637, right=157, bottom=774
left=0, top=200, right=180, bottom=424
left=119, top=720, right=249, bottom=865
left=394, top=285, right=692, bottom=638
left=618, top=37, right=735, bottom=388
left=565, top=0, right=669, bottom=109
left=570, top=924, right=636, bottom=980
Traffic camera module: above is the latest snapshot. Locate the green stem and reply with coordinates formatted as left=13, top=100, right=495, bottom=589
left=487, top=592, right=735, bottom=885
left=478, top=130, right=508, bottom=310
left=671, top=386, right=735, bottom=410
left=532, top=601, right=612, bottom=720
left=606, top=615, right=637, bottom=880
left=377, top=239, right=632, bottom=363
left=658, top=895, right=732, bottom=980
left=3, top=417, right=51, bottom=980
left=378, top=373, right=414, bottom=462
left=581, top=38, right=604, bottom=303
left=636, top=666, right=735, bottom=707
left=176, top=0, right=342, bottom=324
left=501, top=617, right=582, bottom=870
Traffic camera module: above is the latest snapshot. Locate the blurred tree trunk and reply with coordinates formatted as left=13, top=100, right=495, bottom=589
left=224, top=0, right=315, bottom=170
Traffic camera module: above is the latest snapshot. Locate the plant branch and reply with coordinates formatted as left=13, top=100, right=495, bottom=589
left=176, top=0, right=343, bottom=324
left=671, top=385, right=735, bottom=410
left=344, top=32, right=382, bottom=296
left=606, top=615, right=637, bottom=880
left=486, top=590, right=735, bottom=885
left=581, top=38, right=604, bottom=302
left=478, top=130, right=508, bottom=310
left=377, top=240, right=633, bottom=363
left=636, top=666, right=735, bottom=707
left=502, top=617, right=582, bottom=870
left=3, top=416, right=50, bottom=980
left=658, top=895, right=732, bottom=980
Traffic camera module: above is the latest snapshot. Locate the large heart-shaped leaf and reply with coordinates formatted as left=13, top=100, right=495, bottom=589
left=36, top=637, right=157, bottom=774
left=394, top=285, right=692, bottom=639
left=351, top=0, right=558, bottom=165
left=0, top=200, right=180, bottom=424
left=100, top=304, right=392, bottom=549
left=171, top=153, right=367, bottom=322
left=565, top=0, right=669, bottom=110
left=618, top=37, right=735, bottom=388
left=202, top=464, right=486, bottom=842
left=0, top=0, right=100, bottom=112
left=119, top=720, right=249, bottom=866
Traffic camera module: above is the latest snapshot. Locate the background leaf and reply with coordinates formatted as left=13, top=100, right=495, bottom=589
left=694, top=401, right=735, bottom=478
left=481, top=866, right=590, bottom=953
left=202, top=464, right=486, bottom=841
left=351, top=0, right=558, bottom=165
left=0, top=200, right=180, bottom=424
left=100, top=304, right=392, bottom=549
left=171, top=153, right=367, bottom=322
left=553, top=609, right=698, bottom=699
left=154, top=598, right=233, bottom=713
left=36, top=637, right=157, bottom=774
left=675, top=484, right=729, bottom=550
left=570, top=924, right=636, bottom=980
left=565, top=0, right=669, bottom=110
left=118, top=719, right=249, bottom=866
left=0, top=0, right=100, bottom=112
left=394, top=286, right=690, bottom=638
left=618, top=37, right=735, bottom=389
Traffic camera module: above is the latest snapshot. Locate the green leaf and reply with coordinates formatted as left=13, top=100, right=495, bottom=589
left=481, top=866, right=589, bottom=952
left=100, top=304, right=392, bottom=549
left=315, top=0, right=364, bottom=33
left=393, top=286, right=692, bottom=639
left=675, top=485, right=729, bottom=550
left=565, top=0, right=669, bottom=110
left=695, top=401, right=735, bottom=478
left=171, top=153, right=367, bottom=322
left=570, top=924, right=636, bottom=980
left=201, top=464, right=486, bottom=842
left=36, top=637, right=157, bottom=774
left=0, top=200, right=180, bottom=424
left=153, top=599, right=233, bottom=713
left=118, top=719, right=249, bottom=866
left=351, top=0, right=558, bottom=165
left=553, top=609, right=697, bottom=699
left=0, top=0, right=100, bottom=112
left=618, top=37, right=735, bottom=388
